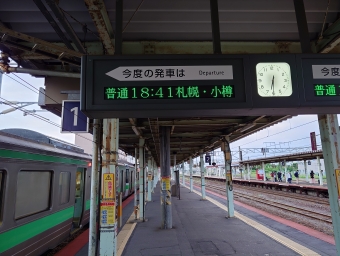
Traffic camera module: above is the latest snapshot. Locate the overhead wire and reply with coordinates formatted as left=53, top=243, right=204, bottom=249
left=6, top=73, right=128, bottom=148
left=231, top=119, right=319, bottom=150
left=8, top=73, right=90, bottom=126
left=2, top=74, right=139, bottom=158
left=0, top=96, right=96, bottom=145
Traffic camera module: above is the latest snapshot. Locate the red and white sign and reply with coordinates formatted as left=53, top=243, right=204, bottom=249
left=310, top=132, right=317, bottom=151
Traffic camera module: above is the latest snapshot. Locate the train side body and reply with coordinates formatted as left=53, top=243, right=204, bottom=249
left=0, top=131, right=135, bottom=255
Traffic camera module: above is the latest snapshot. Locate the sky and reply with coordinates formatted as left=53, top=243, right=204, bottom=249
left=0, top=72, right=337, bottom=161
left=0, top=72, right=75, bottom=143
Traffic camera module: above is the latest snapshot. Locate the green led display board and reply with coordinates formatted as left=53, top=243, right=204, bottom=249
left=81, top=54, right=340, bottom=118
left=314, top=84, right=340, bottom=97
left=104, top=85, right=235, bottom=100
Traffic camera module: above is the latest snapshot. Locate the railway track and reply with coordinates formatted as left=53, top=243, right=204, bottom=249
left=224, top=182, right=329, bottom=205
left=188, top=176, right=329, bottom=205
left=188, top=178, right=332, bottom=225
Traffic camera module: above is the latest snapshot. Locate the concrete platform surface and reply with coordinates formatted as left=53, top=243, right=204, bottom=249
left=122, top=184, right=318, bottom=256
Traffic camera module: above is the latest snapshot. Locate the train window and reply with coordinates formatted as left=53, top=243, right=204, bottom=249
left=15, top=171, right=52, bottom=219
left=59, top=172, right=71, bottom=205
left=126, top=169, right=129, bottom=183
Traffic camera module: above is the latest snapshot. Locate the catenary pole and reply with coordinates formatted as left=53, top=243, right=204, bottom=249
left=222, top=137, right=234, bottom=217
left=99, top=118, right=119, bottom=255
left=189, top=156, right=193, bottom=192
left=160, top=126, right=172, bottom=229
left=318, top=114, right=340, bottom=254
left=138, top=138, right=145, bottom=220
left=200, top=150, right=206, bottom=200
left=88, top=119, right=100, bottom=256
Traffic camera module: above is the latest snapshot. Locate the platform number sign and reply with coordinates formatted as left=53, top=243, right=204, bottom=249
left=61, top=101, right=89, bottom=133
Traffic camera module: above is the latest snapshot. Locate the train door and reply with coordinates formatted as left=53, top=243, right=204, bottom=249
left=73, top=168, right=85, bottom=228
left=125, top=168, right=129, bottom=196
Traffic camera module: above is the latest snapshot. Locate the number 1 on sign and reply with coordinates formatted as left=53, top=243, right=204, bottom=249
left=70, top=107, right=78, bottom=126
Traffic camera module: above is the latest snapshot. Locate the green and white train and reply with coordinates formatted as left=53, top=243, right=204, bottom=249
left=0, top=129, right=135, bottom=255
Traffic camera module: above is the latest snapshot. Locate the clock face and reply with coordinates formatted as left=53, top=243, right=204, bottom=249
left=256, top=62, right=292, bottom=97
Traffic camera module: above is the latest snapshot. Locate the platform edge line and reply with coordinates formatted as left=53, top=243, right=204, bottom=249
left=117, top=211, right=137, bottom=256
left=183, top=185, right=320, bottom=256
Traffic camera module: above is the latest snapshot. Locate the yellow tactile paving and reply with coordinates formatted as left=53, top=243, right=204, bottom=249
left=117, top=212, right=137, bottom=256
left=185, top=185, right=320, bottom=256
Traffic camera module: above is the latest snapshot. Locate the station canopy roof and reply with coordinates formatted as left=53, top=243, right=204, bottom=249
left=1, top=0, right=339, bottom=165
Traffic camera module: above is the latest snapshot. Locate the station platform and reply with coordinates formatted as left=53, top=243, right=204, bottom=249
left=192, top=175, right=329, bottom=197
left=60, top=183, right=336, bottom=256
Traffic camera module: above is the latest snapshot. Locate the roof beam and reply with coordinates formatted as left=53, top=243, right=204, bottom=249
left=316, top=17, right=340, bottom=53
left=33, top=0, right=75, bottom=51
left=35, top=41, right=308, bottom=56
left=45, top=0, right=86, bottom=54
left=129, top=118, right=144, bottom=138
left=0, top=25, right=82, bottom=65
left=148, top=119, right=243, bottom=126
left=171, top=132, right=223, bottom=138
left=84, top=0, right=115, bottom=54
left=293, top=0, right=312, bottom=53
left=148, top=118, right=160, bottom=163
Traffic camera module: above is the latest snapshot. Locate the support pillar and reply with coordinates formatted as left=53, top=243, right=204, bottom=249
left=189, top=156, right=193, bottom=192
left=160, top=126, right=172, bottom=229
left=147, top=152, right=152, bottom=201
left=284, top=160, right=288, bottom=182
left=182, top=163, right=185, bottom=185
left=89, top=119, right=100, bottom=256
left=247, top=163, right=250, bottom=180
left=151, top=158, right=155, bottom=192
left=173, top=153, right=176, bottom=181
left=304, top=160, right=308, bottom=183
left=317, top=156, right=323, bottom=186
left=134, top=147, right=138, bottom=220
left=200, top=150, right=206, bottom=200
left=222, top=137, right=234, bottom=217
left=154, top=160, right=158, bottom=189
left=138, top=138, right=145, bottom=220
left=262, top=162, right=265, bottom=181
left=99, top=118, right=119, bottom=255
left=318, top=114, right=340, bottom=254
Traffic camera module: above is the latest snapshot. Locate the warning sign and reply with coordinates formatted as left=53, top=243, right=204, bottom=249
left=100, top=201, right=115, bottom=225
left=226, top=172, right=232, bottom=181
left=161, top=176, right=170, bottom=190
left=103, top=173, right=115, bottom=200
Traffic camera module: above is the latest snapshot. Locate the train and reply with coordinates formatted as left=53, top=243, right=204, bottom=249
left=0, top=129, right=136, bottom=256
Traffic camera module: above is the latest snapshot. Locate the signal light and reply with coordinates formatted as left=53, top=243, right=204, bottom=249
left=88, top=162, right=92, bottom=167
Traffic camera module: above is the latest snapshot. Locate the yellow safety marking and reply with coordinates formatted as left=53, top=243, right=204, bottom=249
left=117, top=211, right=138, bottom=256
left=184, top=185, right=320, bottom=256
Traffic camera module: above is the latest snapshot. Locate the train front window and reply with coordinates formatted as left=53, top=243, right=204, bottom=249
left=59, top=172, right=71, bottom=205
left=15, top=171, right=52, bottom=219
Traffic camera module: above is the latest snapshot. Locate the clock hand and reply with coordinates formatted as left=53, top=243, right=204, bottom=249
left=270, top=78, right=273, bottom=90
left=271, top=75, right=275, bottom=94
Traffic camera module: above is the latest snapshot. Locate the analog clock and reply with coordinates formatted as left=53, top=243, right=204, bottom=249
left=256, top=62, right=292, bottom=97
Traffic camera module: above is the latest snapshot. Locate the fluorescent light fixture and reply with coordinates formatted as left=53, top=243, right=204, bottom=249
left=239, top=123, right=256, bottom=133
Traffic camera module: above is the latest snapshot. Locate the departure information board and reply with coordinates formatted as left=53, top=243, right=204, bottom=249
left=81, top=54, right=340, bottom=118
left=314, top=84, right=340, bottom=97
left=104, top=84, right=235, bottom=100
